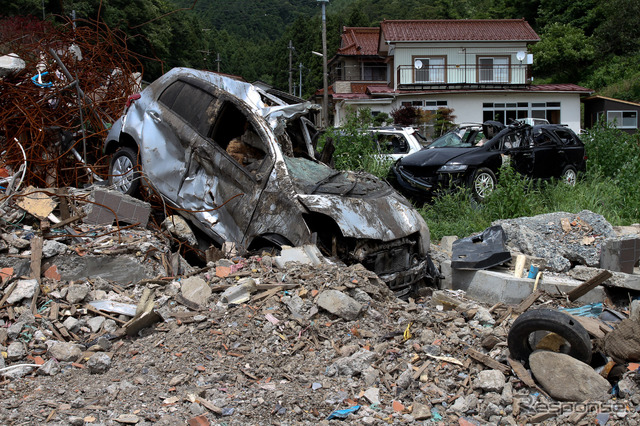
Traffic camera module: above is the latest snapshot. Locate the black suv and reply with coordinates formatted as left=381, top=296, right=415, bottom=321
left=391, top=121, right=587, bottom=201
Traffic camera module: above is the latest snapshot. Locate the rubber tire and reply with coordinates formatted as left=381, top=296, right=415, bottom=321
left=469, top=167, right=496, bottom=201
left=109, top=147, right=139, bottom=196
left=561, top=165, right=578, bottom=186
left=507, top=309, right=592, bottom=365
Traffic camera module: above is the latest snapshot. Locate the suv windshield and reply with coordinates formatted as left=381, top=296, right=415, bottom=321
left=429, top=127, right=484, bottom=148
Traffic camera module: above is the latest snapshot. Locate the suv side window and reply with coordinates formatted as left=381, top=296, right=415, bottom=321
left=554, top=128, right=578, bottom=146
left=159, top=80, right=214, bottom=136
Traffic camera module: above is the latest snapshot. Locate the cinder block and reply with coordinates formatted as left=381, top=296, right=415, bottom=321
left=84, top=188, right=151, bottom=227
left=600, top=238, right=640, bottom=274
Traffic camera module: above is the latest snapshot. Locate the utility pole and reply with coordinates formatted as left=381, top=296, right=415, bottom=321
left=288, top=40, right=294, bottom=95
left=318, top=0, right=329, bottom=128
left=299, top=62, right=303, bottom=98
left=215, top=53, right=221, bottom=73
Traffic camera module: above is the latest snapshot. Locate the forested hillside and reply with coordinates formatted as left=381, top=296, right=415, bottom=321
left=2, top=0, right=640, bottom=101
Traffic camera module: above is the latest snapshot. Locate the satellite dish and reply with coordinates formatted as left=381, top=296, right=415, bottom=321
left=414, top=60, right=423, bottom=69
left=516, top=51, right=526, bottom=62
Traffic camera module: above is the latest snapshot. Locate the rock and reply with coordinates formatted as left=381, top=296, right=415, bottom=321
left=451, top=396, right=470, bottom=413
left=66, top=283, right=90, bottom=304
left=48, top=341, right=82, bottom=362
left=2, top=365, right=35, bottom=379
left=219, top=278, right=256, bottom=304
left=115, top=413, right=140, bottom=424
left=473, top=369, right=506, bottom=392
left=42, top=240, right=67, bottom=258
left=103, top=319, right=118, bottom=333
left=87, top=316, right=105, bottom=333
left=396, top=367, right=413, bottom=390
left=37, top=359, right=60, bottom=376
left=7, top=321, right=23, bottom=339
left=180, top=276, right=212, bottom=306
left=162, top=215, right=197, bottom=246
left=63, top=316, right=79, bottom=332
left=87, top=352, right=111, bottom=374
left=7, top=341, right=26, bottom=361
left=317, top=290, right=362, bottom=320
left=363, top=387, right=380, bottom=404
left=412, top=402, right=431, bottom=420
left=325, top=349, right=376, bottom=377
left=529, top=350, right=611, bottom=401
left=6, top=279, right=38, bottom=304
left=473, top=306, right=495, bottom=325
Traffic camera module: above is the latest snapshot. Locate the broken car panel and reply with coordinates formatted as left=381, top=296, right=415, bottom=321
left=104, top=68, right=436, bottom=296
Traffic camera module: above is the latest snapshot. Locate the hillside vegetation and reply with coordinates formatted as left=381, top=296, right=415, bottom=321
left=3, top=0, right=639, bottom=101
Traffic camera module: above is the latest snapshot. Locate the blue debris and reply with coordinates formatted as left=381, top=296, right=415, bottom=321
left=559, top=303, right=603, bottom=317
left=326, top=405, right=361, bottom=420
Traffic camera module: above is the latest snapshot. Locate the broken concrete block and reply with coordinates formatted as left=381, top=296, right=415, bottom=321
left=220, top=278, right=257, bottom=304
left=7, top=341, right=26, bottom=361
left=473, top=369, right=506, bottom=393
left=7, top=279, right=39, bottom=304
left=87, top=352, right=112, bottom=374
left=162, top=215, right=197, bottom=246
left=180, top=276, right=212, bottom=307
left=600, top=238, right=640, bottom=274
left=325, top=349, right=376, bottom=377
left=317, top=290, right=362, bottom=320
left=42, top=240, right=68, bottom=258
left=48, top=342, right=82, bottom=362
left=66, top=282, right=90, bottom=304
left=84, top=187, right=151, bottom=227
left=274, top=245, right=325, bottom=268
left=529, top=350, right=611, bottom=401
left=37, top=359, right=60, bottom=376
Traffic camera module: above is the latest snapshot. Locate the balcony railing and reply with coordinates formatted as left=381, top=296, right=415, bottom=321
left=396, top=64, right=531, bottom=89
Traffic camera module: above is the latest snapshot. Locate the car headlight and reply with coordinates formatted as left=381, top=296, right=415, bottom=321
left=437, top=163, right=468, bottom=173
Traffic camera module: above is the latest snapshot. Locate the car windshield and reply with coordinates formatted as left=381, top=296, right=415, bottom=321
left=429, top=127, right=484, bottom=148
left=284, top=157, right=391, bottom=197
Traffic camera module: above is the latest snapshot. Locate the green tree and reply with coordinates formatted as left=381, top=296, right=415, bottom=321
left=531, top=23, right=595, bottom=82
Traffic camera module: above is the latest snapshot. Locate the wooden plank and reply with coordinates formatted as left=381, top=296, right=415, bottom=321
left=30, top=236, right=43, bottom=314
left=570, top=314, right=606, bottom=339
left=567, top=270, right=612, bottom=302
left=507, top=357, right=537, bottom=388
left=466, top=348, right=510, bottom=375
left=514, top=290, right=542, bottom=314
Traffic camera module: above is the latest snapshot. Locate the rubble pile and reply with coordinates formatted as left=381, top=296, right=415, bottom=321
left=0, top=15, right=142, bottom=190
left=2, top=191, right=640, bottom=425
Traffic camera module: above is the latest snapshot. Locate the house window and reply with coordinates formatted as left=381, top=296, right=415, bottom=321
left=424, top=100, right=448, bottom=110
left=607, top=111, right=638, bottom=128
left=414, top=57, right=445, bottom=83
left=362, top=63, right=387, bottom=81
left=478, top=57, right=509, bottom=83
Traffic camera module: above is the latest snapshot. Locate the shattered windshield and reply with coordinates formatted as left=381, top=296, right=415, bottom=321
left=429, top=127, right=483, bottom=148
left=284, top=157, right=392, bottom=197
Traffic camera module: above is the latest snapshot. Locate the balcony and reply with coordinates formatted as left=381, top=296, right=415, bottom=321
left=396, top=64, right=531, bottom=90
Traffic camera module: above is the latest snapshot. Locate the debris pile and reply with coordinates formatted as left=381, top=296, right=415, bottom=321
left=1, top=192, right=640, bottom=425
left=0, top=15, right=143, bottom=191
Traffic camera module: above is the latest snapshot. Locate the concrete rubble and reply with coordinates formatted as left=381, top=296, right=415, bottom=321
left=1, top=190, right=640, bottom=425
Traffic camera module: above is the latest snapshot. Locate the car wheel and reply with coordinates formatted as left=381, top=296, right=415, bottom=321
left=561, top=165, right=578, bottom=186
left=109, top=147, right=139, bottom=196
left=507, top=309, right=592, bottom=365
left=469, top=167, right=496, bottom=201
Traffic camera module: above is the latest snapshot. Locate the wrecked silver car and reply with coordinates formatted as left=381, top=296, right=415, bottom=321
left=104, top=68, right=437, bottom=296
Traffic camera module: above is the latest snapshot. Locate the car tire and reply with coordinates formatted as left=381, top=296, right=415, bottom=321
left=109, top=147, right=140, bottom=196
left=507, top=309, right=592, bottom=365
left=469, top=167, right=496, bottom=201
left=561, top=165, right=578, bottom=186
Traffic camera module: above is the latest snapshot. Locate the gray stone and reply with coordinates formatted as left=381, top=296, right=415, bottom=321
left=87, top=352, right=111, bottom=374
left=2, top=365, right=34, bottom=379
left=87, top=316, right=105, bottom=333
left=63, top=316, right=79, bottom=332
left=6, top=279, right=38, bottom=304
left=7, top=341, right=26, bottom=361
left=181, top=276, right=212, bottom=306
left=7, top=322, right=23, bottom=339
left=162, top=215, right=197, bottom=245
left=48, top=341, right=82, bottom=362
left=396, top=367, right=413, bottom=390
left=473, top=369, right=506, bottom=393
left=412, top=402, right=431, bottom=421
left=317, top=290, right=362, bottom=320
left=473, top=306, right=495, bottom=325
left=66, top=283, right=90, bottom=304
left=42, top=240, right=67, bottom=258
left=37, top=359, right=60, bottom=376
left=450, top=396, right=469, bottom=413
left=529, top=350, right=611, bottom=401
left=103, top=319, right=117, bottom=333
left=325, top=349, right=376, bottom=377
left=363, top=387, right=380, bottom=404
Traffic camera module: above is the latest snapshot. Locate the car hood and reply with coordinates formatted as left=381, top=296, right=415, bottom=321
left=297, top=192, right=429, bottom=246
left=401, top=147, right=478, bottom=167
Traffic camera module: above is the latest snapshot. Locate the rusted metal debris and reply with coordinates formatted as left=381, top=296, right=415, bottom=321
left=0, top=16, right=144, bottom=192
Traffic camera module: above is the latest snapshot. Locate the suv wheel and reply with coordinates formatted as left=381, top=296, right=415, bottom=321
left=109, top=147, right=140, bottom=196
left=561, top=165, right=577, bottom=186
left=469, top=167, right=496, bottom=201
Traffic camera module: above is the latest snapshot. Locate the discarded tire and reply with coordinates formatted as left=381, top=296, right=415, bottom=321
left=507, top=309, right=592, bottom=365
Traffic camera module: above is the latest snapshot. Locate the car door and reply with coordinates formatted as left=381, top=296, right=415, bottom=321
left=529, top=127, right=564, bottom=178
left=139, top=79, right=202, bottom=202
left=552, top=128, right=585, bottom=174
left=177, top=84, right=274, bottom=246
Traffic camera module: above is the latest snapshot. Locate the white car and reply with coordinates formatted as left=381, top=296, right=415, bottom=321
left=367, top=126, right=425, bottom=161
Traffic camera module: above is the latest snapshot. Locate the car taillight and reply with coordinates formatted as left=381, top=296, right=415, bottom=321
left=125, top=93, right=141, bottom=109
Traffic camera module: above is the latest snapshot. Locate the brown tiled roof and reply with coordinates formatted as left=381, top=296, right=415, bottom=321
left=528, top=83, right=592, bottom=93
left=380, top=19, right=539, bottom=42
left=338, top=27, right=380, bottom=56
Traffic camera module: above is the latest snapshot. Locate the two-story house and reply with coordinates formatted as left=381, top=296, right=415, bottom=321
left=323, top=19, right=591, bottom=135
